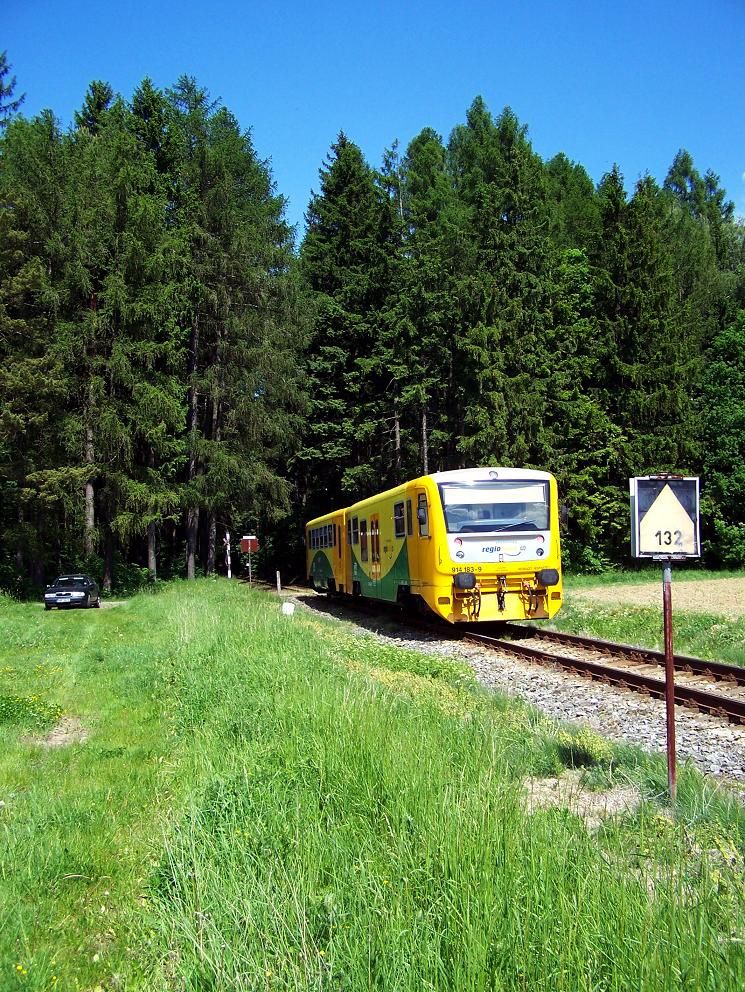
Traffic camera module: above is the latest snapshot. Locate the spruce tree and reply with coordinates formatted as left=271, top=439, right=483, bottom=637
left=299, top=133, right=393, bottom=509
left=0, top=111, right=73, bottom=585
left=0, top=51, right=24, bottom=129
left=391, top=126, right=468, bottom=473
left=168, top=77, right=305, bottom=577
left=700, top=310, right=745, bottom=565
left=448, top=99, right=555, bottom=468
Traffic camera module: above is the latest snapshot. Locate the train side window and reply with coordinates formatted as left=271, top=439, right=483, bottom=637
left=352, top=516, right=359, bottom=545
left=406, top=499, right=413, bottom=537
left=417, top=495, right=429, bottom=537
left=393, top=502, right=405, bottom=539
left=360, top=520, right=368, bottom=562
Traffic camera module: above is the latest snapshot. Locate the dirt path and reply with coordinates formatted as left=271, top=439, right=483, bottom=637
left=571, top=577, right=745, bottom=620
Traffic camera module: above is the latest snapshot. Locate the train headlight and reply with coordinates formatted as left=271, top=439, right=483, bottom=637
left=536, top=568, right=559, bottom=587
left=454, top=572, right=477, bottom=590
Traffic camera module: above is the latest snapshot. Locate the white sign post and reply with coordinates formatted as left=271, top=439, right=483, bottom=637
left=629, top=476, right=701, bottom=802
left=224, top=529, right=232, bottom=579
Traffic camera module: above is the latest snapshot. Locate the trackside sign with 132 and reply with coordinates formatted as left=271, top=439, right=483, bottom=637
left=629, top=477, right=700, bottom=558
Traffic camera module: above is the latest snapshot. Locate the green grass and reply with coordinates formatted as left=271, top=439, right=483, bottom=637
left=1, top=582, right=744, bottom=991
left=553, top=582, right=745, bottom=666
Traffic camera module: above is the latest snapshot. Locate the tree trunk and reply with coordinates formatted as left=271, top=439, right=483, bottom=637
left=84, top=423, right=95, bottom=556
left=206, top=512, right=217, bottom=575
left=15, top=505, right=24, bottom=576
left=147, top=523, right=157, bottom=581
left=185, top=315, right=200, bottom=579
left=422, top=407, right=429, bottom=475
left=393, top=401, right=401, bottom=479
left=205, top=388, right=221, bottom=576
left=146, top=446, right=157, bottom=581
left=102, top=524, right=114, bottom=593
left=186, top=507, right=199, bottom=580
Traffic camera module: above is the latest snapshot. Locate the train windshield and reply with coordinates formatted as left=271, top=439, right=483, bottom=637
left=439, top=480, right=550, bottom=534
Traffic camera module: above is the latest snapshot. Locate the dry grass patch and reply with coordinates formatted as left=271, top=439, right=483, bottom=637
left=573, top=576, right=745, bottom=620
left=523, top=769, right=642, bottom=831
left=24, top=715, right=89, bottom=748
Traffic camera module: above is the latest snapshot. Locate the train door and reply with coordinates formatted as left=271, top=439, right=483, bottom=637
left=334, top=515, right=344, bottom=592
left=370, top=513, right=381, bottom=597
left=408, top=487, right=430, bottom=593
left=348, top=515, right=359, bottom=595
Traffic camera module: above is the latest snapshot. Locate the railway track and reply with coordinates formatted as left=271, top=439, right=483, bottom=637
left=290, top=589, right=745, bottom=726
left=463, top=627, right=745, bottom=725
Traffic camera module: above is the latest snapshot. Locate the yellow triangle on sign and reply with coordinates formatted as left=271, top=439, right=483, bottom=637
left=639, top=484, right=696, bottom=555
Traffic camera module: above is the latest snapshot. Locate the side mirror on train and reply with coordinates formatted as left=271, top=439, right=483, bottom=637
left=417, top=508, right=427, bottom=525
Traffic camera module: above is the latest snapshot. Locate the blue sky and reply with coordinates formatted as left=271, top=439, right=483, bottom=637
left=6, top=0, right=745, bottom=236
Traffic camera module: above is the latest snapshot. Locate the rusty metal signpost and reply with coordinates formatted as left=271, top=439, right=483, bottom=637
left=240, top=534, right=259, bottom=583
left=630, top=476, right=701, bottom=802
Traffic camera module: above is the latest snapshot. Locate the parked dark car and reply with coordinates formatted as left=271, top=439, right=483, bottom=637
left=43, top=575, right=101, bottom=610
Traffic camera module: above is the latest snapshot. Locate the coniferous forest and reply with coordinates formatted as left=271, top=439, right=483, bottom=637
left=1, top=55, right=744, bottom=593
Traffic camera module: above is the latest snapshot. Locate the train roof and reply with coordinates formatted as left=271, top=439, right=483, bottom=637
left=305, top=467, right=555, bottom=526
left=428, top=467, right=554, bottom=484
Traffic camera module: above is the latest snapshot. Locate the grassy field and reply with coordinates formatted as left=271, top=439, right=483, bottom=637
left=555, top=572, right=745, bottom=666
left=1, top=580, right=744, bottom=991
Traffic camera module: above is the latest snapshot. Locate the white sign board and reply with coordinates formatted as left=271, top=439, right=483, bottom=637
left=630, top=477, right=700, bottom=558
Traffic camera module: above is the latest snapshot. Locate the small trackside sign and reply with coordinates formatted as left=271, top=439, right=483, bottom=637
left=629, top=476, right=700, bottom=559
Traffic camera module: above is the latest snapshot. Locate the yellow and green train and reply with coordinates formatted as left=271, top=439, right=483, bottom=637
left=305, top=467, right=562, bottom=623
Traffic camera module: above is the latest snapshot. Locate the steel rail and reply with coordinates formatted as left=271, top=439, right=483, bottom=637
left=463, top=632, right=745, bottom=724
left=518, top=627, right=745, bottom=685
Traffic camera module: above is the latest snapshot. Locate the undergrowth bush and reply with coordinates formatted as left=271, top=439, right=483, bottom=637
left=557, top=727, right=615, bottom=766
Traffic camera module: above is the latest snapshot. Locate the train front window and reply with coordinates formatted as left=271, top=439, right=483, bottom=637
left=439, top=481, right=550, bottom=534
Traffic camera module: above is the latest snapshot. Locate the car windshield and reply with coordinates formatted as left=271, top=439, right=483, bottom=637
left=439, top=481, right=550, bottom=534
left=53, top=576, right=89, bottom=589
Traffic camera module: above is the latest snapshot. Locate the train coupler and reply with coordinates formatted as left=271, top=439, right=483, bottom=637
left=453, top=572, right=482, bottom=620
left=497, top=575, right=507, bottom=612
left=521, top=580, right=541, bottom=614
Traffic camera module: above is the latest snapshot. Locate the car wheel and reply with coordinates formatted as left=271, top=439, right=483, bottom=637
left=94, top=597, right=101, bottom=608
left=44, top=604, right=52, bottom=611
